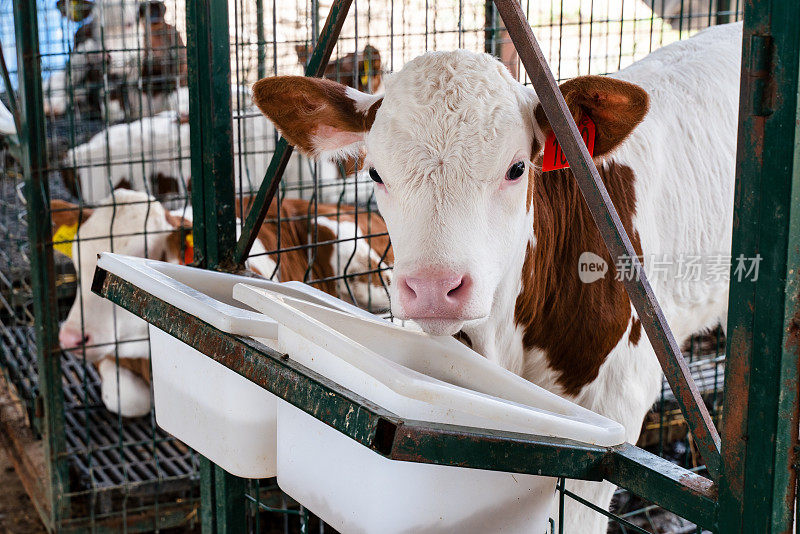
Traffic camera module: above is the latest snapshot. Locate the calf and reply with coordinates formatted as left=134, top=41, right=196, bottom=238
left=61, top=101, right=372, bottom=205
left=138, top=1, right=188, bottom=95
left=53, top=189, right=392, bottom=417
left=295, top=43, right=383, bottom=94
left=46, top=0, right=184, bottom=121
left=45, top=0, right=143, bottom=122
left=251, top=22, right=742, bottom=532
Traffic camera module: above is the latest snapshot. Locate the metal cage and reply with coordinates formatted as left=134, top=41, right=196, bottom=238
left=2, top=0, right=798, bottom=533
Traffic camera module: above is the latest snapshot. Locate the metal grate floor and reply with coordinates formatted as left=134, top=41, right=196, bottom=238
left=0, top=325, right=198, bottom=515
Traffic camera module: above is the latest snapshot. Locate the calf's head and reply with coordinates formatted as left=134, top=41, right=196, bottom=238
left=52, top=189, right=190, bottom=361
left=252, top=50, right=648, bottom=335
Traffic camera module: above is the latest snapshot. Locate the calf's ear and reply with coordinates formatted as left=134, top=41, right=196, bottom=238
left=50, top=199, right=93, bottom=230
left=251, top=76, right=382, bottom=158
left=534, top=75, right=649, bottom=157
left=163, top=211, right=193, bottom=264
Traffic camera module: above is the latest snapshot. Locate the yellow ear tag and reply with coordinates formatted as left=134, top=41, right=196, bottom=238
left=53, top=223, right=78, bottom=258
left=361, top=58, right=370, bottom=88
left=183, top=232, right=194, bottom=265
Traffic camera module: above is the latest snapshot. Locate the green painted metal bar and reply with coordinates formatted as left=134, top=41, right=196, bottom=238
left=93, top=267, right=717, bottom=529
left=187, top=0, right=237, bottom=271
left=603, top=444, right=716, bottom=530
left=212, top=462, right=246, bottom=534
left=718, top=1, right=800, bottom=532
left=199, top=457, right=217, bottom=533
left=716, top=0, right=733, bottom=25
left=232, top=0, right=353, bottom=267
left=185, top=0, right=246, bottom=530
left=484, top=1, right=497, bottom=55
left=255, top=0, right=266, bottom=80
left=12, top=0, right=71, bottom=526
left=492, top=0, right=722, bottom=479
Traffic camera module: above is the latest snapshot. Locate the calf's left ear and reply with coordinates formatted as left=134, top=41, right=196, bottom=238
left=251, top=76, right=382, bottom=158
left=534, top=75, right=649, bottom=157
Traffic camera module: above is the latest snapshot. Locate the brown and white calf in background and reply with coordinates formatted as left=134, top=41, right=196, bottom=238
left=52, top=189, right=392, bottom=417
left=45, top=0, right=186, bottom=122
left=251, top=22, right=742, bottom=533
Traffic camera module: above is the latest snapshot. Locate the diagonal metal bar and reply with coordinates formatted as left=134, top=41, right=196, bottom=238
left=492, top=0, right=721, bottom=479
left=233, top=0, right=353, bottom=266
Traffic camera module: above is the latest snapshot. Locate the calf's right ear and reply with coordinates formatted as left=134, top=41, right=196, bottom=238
left=251, top=76, right=382, bottom=159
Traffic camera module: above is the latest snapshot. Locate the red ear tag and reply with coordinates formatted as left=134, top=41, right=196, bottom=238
left=541, top=115, right=596, bottom=172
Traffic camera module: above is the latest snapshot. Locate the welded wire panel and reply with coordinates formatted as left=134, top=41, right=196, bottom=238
left=2, top=0, right=200, bottom=530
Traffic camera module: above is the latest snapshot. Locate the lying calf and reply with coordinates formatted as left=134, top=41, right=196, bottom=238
left=53, top=189, right=392, bottom=417
left=61, top=106, right=369, bottom=205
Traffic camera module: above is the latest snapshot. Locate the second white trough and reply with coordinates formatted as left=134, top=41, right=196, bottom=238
left=233, top=283, right=625, bottom=534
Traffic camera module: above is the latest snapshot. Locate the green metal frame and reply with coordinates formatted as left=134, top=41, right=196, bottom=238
left=13, top=0, right=70, bottom=528
left=718, top=0, right=800, bottom=532
left=185, top=0, right=246, bottom=531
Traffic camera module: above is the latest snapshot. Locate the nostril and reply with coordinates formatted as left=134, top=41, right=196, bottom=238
left=400, top=277, right=417, bottom=299
left=82, top=335, right=91, bottom=346
left=446, top=279, right=464, bottom=297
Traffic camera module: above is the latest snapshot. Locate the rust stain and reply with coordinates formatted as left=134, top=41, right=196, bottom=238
left=678, top=472, right=716, bottom=498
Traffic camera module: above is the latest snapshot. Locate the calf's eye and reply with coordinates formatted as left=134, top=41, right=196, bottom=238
left=369, top=168, right=383, bottom=184
left=506, top=161, right=525, bottom=181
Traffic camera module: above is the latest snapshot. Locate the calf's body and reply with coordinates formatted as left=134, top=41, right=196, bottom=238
left=253, top=22, right=741, bottom=532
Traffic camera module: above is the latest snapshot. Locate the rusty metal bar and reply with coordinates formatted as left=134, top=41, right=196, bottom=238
left=233, top=0, right=353, bottom=267
left=492, top=0, right=722, bottom=479
left=718, top=1, right=800, bottom=532
left=93, top=267, right=717, bottom=530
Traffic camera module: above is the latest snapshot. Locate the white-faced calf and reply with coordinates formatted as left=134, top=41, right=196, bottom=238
left=252, top=22, right=742, bottom=532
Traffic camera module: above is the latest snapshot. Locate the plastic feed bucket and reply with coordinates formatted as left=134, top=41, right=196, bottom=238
left=233, top=284, right=625, bottom=534
left=95, top=253, right=375, bottom=478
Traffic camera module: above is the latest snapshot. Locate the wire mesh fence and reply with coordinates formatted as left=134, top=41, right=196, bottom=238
left=0, top=0, right=739, bottom=531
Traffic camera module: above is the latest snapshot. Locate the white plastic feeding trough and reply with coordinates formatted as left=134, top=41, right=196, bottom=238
left=95, top=253, right=378, bottom=478
left=233, top=284, right=626, bottom=534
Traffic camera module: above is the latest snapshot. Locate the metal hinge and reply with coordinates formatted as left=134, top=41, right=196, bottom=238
left=749, top=34, right=775, bottom=117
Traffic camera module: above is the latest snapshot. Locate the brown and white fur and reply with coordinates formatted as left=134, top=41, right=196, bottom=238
left=250, top=22, right=742, bottom=532
left=52, top=189, right=392, bottom=417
